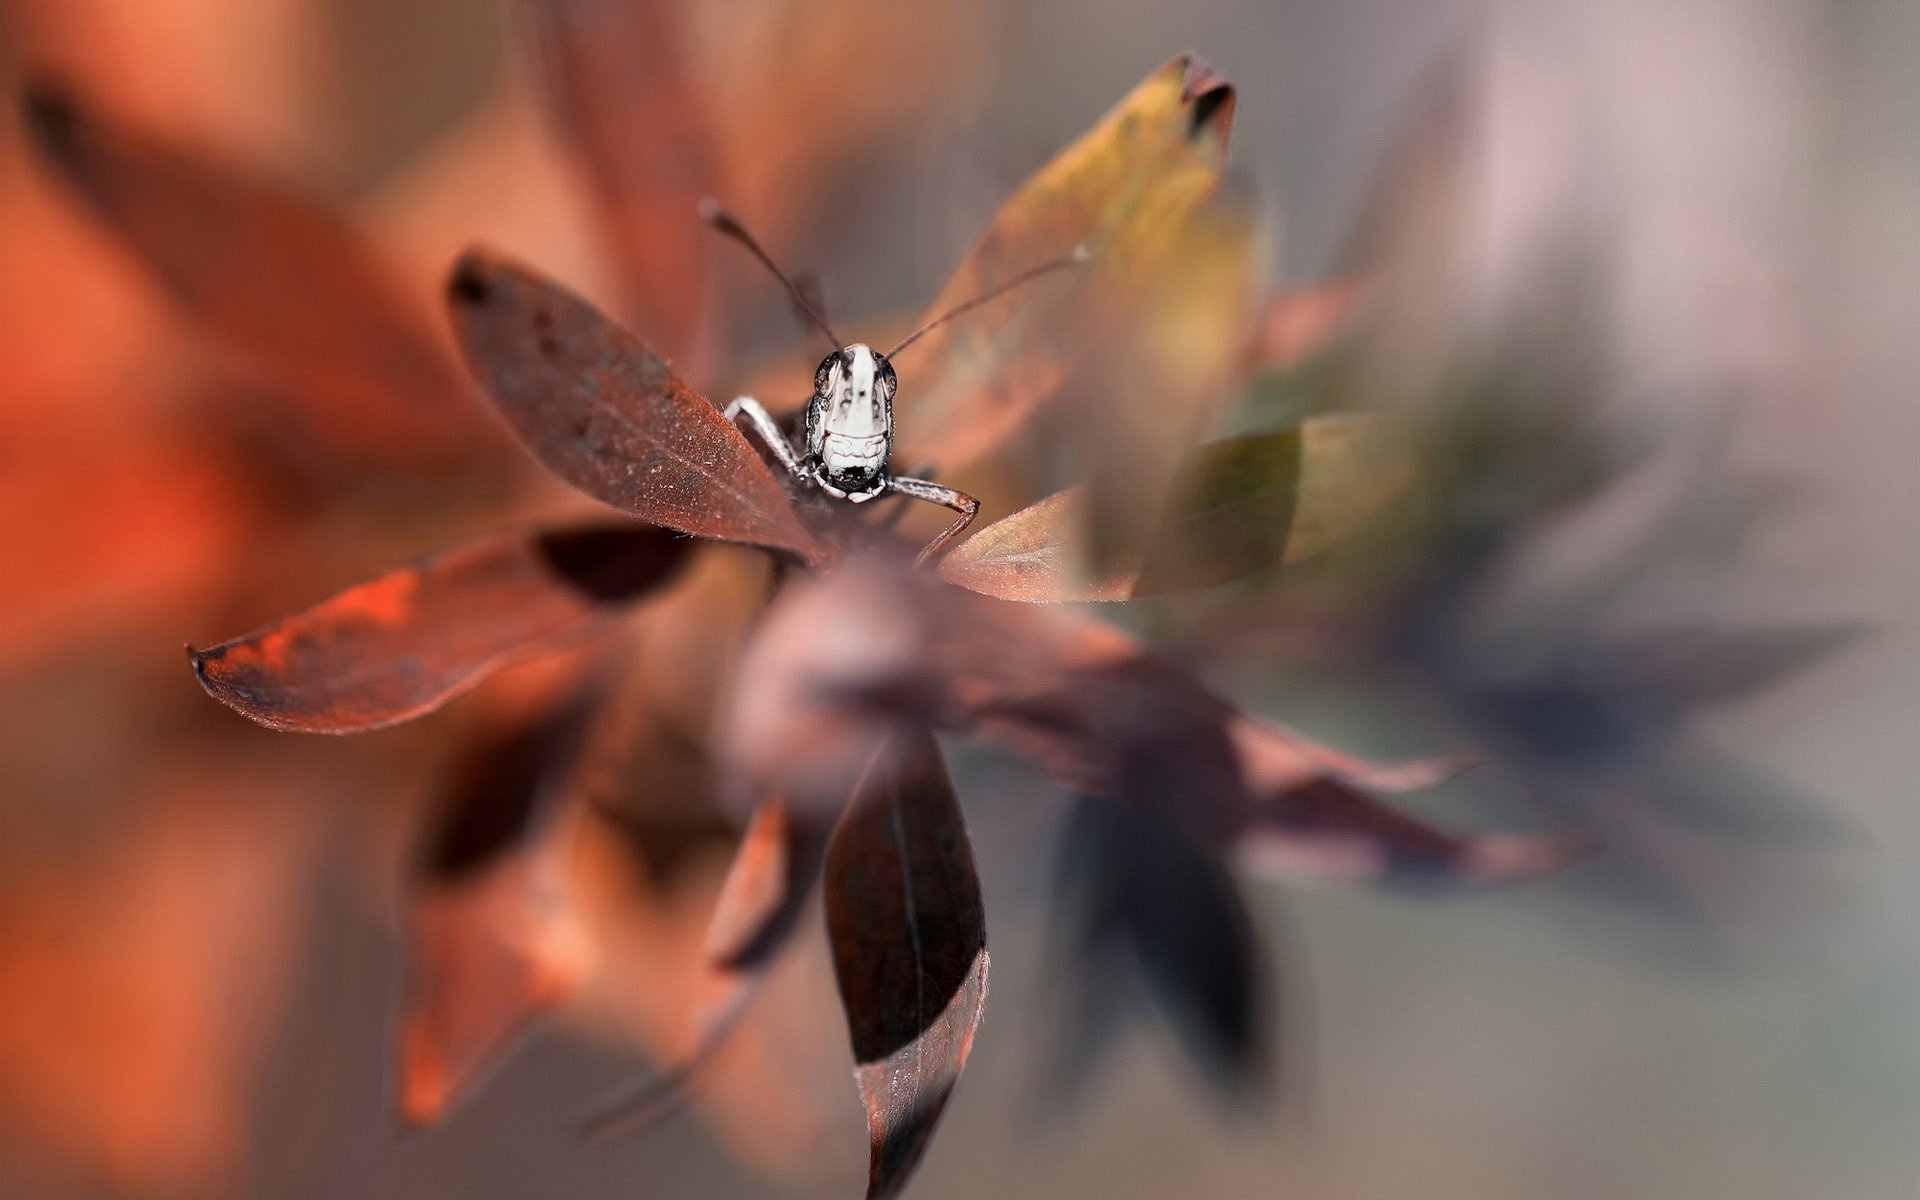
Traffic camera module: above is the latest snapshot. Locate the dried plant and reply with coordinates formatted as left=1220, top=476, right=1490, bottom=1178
left=137, top=52, right=1579, bottom=1199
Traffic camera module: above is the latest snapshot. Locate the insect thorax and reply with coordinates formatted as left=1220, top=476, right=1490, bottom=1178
left=806, top=343, right=896, bottom=502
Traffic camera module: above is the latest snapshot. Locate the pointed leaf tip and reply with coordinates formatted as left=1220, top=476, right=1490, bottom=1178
left=19, top=81, right=82, bottom=162
left=1177, top=54, right=1235, bottom=142
left=447, top=252, right=494, bottom=307
left=190, top=522, right=689, bottom=734
left=826, top=734, right=988, bottom=1200
left=444, top=251, right=821, bottom=562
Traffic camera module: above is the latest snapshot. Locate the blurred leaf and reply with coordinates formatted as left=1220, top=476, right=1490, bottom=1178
left=584, top=796, right=826, bottom=1142
left=191, top=521, right=690, bottom=733
left=728, top=563, right=1570, bottom=886
left=418, top=685, right=602, bottom=885
left=396, top=686, right=600, bottom=1125
left=1233, top=763, right=1583, bottom=885
left=1076, top=200, right=1260, bottom=573
left=445, top=251, right=822, bottom=562
left=1246, top=278, right=1371, bottom=372
left=20, top=84, right=480, bottom=466
left=520, top=0, right=715, bottom=361
left=898, top=54, right=1236, bottom=469
left=688, top=0, right=991, bottom=244
left=824, top=731, right=987, bottom=1200
left=397, top=855, right=583, bottom=1127
left=941, top=417, right=1412, bottom=601
left=1050, top=794, right=1273, bottom=1106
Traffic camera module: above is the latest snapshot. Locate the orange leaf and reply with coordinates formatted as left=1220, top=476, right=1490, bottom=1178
left=396, top=856, right=585, bottom=1126
left=191, top=522, right=690, bottom=733
left=521, top=0, right=716, bottom=363
left=397, top=688, right=599, bottom=1125
left=445, top=251, right=822, bottom=562
left=21, top=85, right=481, bottom=466
left=583, top=796, right=826, bottom=1142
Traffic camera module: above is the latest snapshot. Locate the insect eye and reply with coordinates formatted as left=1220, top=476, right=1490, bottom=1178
left=814, top=354, right=837, bottom=393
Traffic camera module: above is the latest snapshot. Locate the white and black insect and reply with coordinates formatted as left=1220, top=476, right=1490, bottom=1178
left=701, top=200, right=1082, bottom=564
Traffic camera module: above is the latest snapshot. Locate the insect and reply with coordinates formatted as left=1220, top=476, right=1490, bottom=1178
left=700, top=200, right=1084, bottom=564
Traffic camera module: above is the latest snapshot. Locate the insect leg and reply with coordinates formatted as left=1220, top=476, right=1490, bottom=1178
left=723, top=395, right=806, bottom=479
left=887, top=474, right=980, bottom=566
left=875, top=462, right=934, bottom=532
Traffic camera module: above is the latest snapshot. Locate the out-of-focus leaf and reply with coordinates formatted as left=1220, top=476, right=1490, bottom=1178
left=897, top=54, right=1236, bottom=469
left=1050, top=794, right=1273, bottom=1106
left=417, top=684, right=602, bottom=884
left=445, top=251, right=822, bottom=562
left=191, top=521, right=690, bottom=733
left=520, top=0, right=714, bottom=363
left=824, top=731, right=987, bottom=1200
left=941, top=417, right=1412, bottom=601
left=583, top=796, right=825, bottom=1142
left=397, top=856, right=583, bottom=1126
left=1076, top=200, right=1260, bottom=573
left=727, top=562, right=1575, bottom=884
left=20, top=85, right=480, bottom=465
left=1246, top=278, right=1371, bottom=371
left=687, top=0, right=991, bottom=245
left=397, top=686, right=599, bottom=1125
left=1136, top=417, right=1413, bottom=592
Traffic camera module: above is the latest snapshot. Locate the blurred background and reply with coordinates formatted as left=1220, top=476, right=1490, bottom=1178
left=2, top=0, right=1918, bottom=1197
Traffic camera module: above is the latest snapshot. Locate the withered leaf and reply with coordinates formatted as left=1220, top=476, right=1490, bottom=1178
left=397, top=856, right=584, bottom=1127
left=521, top=0, right=715, bottom=362
left=584, top=796, right=826, bottom=1142
left=824, top=731, right=987, bottom=1200
left=1051, top=795, right=1272, bottom=1105
left=398, top=689, right=599, bottom=1125
left=445, top=251, right=822, bottom=562
left=191, top=521, right=689, bottom=733
left=942, top=416, right=1411, bottom=601
left=418, top=685, right=602, bottom=885
left=729, top=563, right=1576, bottom=884
left=897, top=53, right=1236, bottom=469
left=21, top=85, right=479, bottom=465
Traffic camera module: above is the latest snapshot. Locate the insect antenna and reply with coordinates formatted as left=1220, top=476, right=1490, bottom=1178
left=884, top=244, right=1090, bottom=360
left=699, top=197, right=843, bottom=352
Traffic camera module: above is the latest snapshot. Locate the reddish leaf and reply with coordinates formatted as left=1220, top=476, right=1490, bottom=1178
left=942, top=418, right=1413, bottom=601
left=191, top=521, right=690, bottom=733
left=584, top=796, right=826, bottom=1142
left=418, top=685, right=602, bottom=885
left=20, top=85, right=480, bottom=465
left=1246, top=277, right=1371, bottom=371
left=697, top=1, right=992, bottom=238
left=825, top=731, right=987, bottom=1200
left=521, top=0, right=715, bottom=362
left=728, top=563, right=1577, bottom=884
left=444, top=251, right=822, bottom=562
left=397, top=854, right=585, bottom=1126
left=897, top=54, right=1236, bottom=470
left=397, top=689, right=600, bottom=1125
